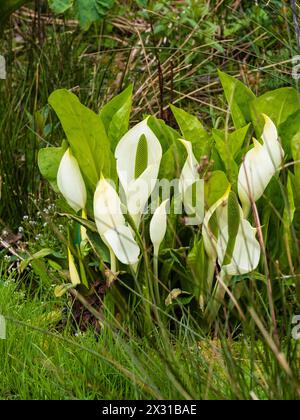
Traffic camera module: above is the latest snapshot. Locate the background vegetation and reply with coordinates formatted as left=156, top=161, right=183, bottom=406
left=1, top=0, right=300, bottom=400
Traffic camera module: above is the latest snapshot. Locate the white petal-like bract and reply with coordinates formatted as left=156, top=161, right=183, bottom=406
left=202, top=187, right=230, bottom=261
left=178, top=139, right=199, bottom=195
left=104, top=225, right=140, bottom=265
left=93, top=177, right=140, bottom=266
left=57, top=148, right=87, bottom=212
left=150, top=199, right=169, bottom=255
left=93, top=178, right=125, bottom=236
left=126, top=164, right=158, bottom=227
left=178, top=139, right=204, bottom=224
left=238, top=115, right=284, bottom=215
left=115, top=118, right=162, bottom=191
left=217, top=218, right=260, bottom=275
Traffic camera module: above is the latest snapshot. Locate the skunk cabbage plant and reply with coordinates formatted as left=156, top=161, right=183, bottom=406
left=238, top=114, right=284, bottom=216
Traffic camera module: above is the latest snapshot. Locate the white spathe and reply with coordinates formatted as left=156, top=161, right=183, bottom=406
left=238, top=114, right=284, bottom=216
left=57, top=148, right=87, bottom=212
left=217, top=218, right=261, bottom=275
left=93, top=177, right=140, bottom=265
left=125, top=163, right=158, bottom=227
left=202, top=186, right=260, bottom=276
left=94, top=177, right=125, bottom=235
left=150, top=199, right=169, bottom=256
left=202, top=187, right=231, bottom=261
left=178, top=139, right=204, bottom=224
left=104, top=225, right=140, bottom=265
left=115, top=118, right=162, bottom=227
left=178, top=139, right=199, bottom=194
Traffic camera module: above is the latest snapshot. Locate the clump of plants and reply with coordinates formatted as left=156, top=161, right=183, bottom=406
left=34, top=71, right=300, bottom=334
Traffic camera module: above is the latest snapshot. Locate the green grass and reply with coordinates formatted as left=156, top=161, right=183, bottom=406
left=1, top=262, right=299, bottom=400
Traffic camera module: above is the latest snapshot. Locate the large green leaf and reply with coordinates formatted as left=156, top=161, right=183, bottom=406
left=289, top=171, right=300, bottom=247
left=74, top=0, right=115, bottom=30
left=170, top=104, right=210, bottom=159
left=48, top=89, right=112, bottom=192
left=99, top=84, right=133, bottom=152
left=204, top=170, right=230, bottom=209
left=214, top=140, right=237, bottom=184
left=159, top=144, right=180, bottom=180
left=1, top=0, right=114, bottom=32
left=48, top=0, right=73, bottom=13
left=281, top=173, right=296, bottom=272
left=218, top=70, right=256, bottom=129
left=148, top=115, right=177, bottom=153
left=278, top=109, right=300, bottom=159
left=212, top=124, right=250, bottom=185
left=212, top=124, right=250, bottom=159
left=187, top=237, right=208, bottom=302
left=38, top=140, right=68, bottom=192
left=148, top=116, right=184, bottom=179
left=250, top=87, right=300, bottom=137
left=292, top=132, right=300, bottom=189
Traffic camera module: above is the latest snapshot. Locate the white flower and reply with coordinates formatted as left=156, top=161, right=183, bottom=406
left=93, top=177, right=140, bottom=265
left=202, top=187, right=230, bottom=261
left=238, top=114, right=284, bottom=216
left=115, top=118, right=162, bottom=227
left=57, top=148, right=87, bottom=212
left=150, top=199, right=169, bottom=257
left=178, top=139, right=203, bottom=224
left=203, top=188, right=260, bottom=276
left=217, top=217, right=260, bottom=275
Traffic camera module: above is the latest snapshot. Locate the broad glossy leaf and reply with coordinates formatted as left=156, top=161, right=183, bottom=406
left=212, top=130, right=238, bottom=184
left=187, top=237, right=208, bottom=300
left=99, top=84, right=133, bottom=152
left=159, top=144, right=180, bottom=180
left=278, top=109, right=300, bottom=158
left=218, top=70, right=255, bottom=129
left=38, top=140, right=67, bottom=192
left=74, top=0, right=115, bottom=30
left=212, top=124, right=250, bottom=159
left=292, top=132, right=300, bottom=188
left=147, top=116, right=177, bottom=153
left=250, top=87, right=300, bottom=136
left=48, top=0, right=73, bottom=13
left=170, top=104, right=210, bottom=159
left=204, top=170, right=230, bottom=209
left=49, top=89, right=112, bottom=192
